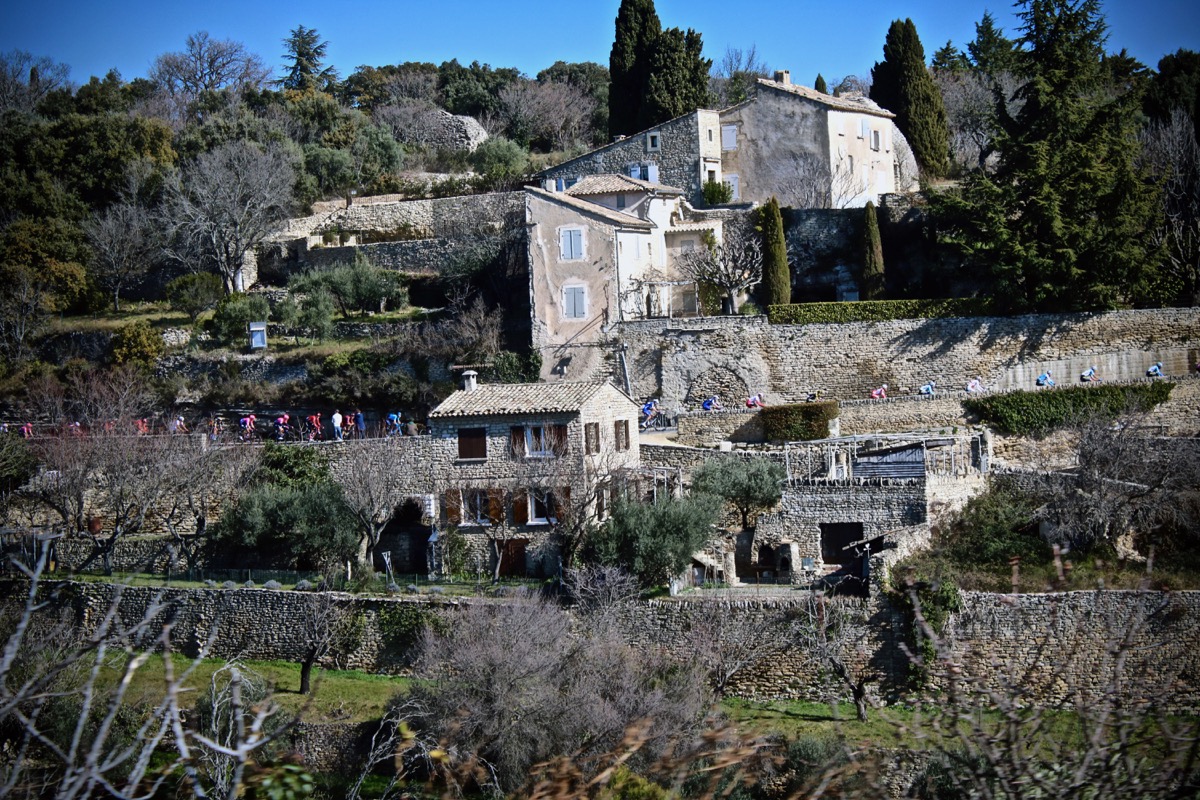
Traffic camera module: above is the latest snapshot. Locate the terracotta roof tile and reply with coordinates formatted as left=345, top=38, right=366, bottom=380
left=526, top=187, right=654, bottom=230
left=755, top=78, right=896, bottom=118
left=565, top=174, right=684, bottom=196
left=430, top=381, right=622, bottom=418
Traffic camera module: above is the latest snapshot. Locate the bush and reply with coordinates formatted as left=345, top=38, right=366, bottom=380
left=469, top=137, right=529, bottom=188
left=939, top=478, right=1047, bottom=565
left=761, top=401, right=839, bottom=441
left=209, top=483, right=359, bottom=571
left=587, top=495, right=722, bottom=588
left=290, top=254, right=407, bottom=319
left=963, top=383, right=1174, bottom=436
left=767, top=298, right=993, bottom=324
left=109, top=321, right=164, bottom=367
left=166, top=273, right=224, bottom=323
left=692, top=458, right=786, bottom=529
left=702, top=179, right=734, bottom=205
left=209, top=293, right=270, bottom=346
left=295, top=580, right=314, bottom=591
left=264, top=580, right=283, bottom=590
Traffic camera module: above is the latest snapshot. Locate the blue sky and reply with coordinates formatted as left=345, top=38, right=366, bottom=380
left=4, top=0, right=1199, bottom=90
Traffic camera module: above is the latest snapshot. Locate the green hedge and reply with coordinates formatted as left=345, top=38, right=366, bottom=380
left=767, top=298, right=994, bottom=325
left=761, top=401, right=840, bottom=441
left=963, top=382, right=1174, bottom=436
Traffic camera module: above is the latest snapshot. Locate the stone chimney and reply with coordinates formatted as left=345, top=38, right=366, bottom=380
left=462, top=370, right=478, bottom=392
left=773, top=70, right=791, bottom=85
left=613, top=135, right=626, bottom=143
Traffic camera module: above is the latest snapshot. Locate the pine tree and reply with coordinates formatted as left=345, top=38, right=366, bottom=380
left=860, top=201, right=885, bottom=300
left=968, top=11, right=1017, bottom=75
left=870, top=19, right=951, bottom=177
left=938, top=0, right=1163, bottom=312
left=759, top=197, right=790, bottom=307
left=281, top=25, right=338, bottom=93
left=642, top=27, right=711, bottom=129
left=814, top=73, right=828, bottom=94
left=608, top=0, right=661, bottom=138
left=932, top=41, right=971, bottom=73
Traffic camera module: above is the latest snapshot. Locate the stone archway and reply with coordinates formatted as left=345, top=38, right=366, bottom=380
left=684, top=366, right=750, bottom=410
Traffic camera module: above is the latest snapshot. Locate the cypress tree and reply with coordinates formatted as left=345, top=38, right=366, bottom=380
left=870, top=19, right=951, bottom=177
left=814, top=73, right=828, bottom=94
left=608, top=0, right=661, bottom=138
left=759, top=197, right=790, bottom=307
left=641, top=27, right=712, bottom=130
left=860, top=201, right=885, bottom=300
left=968, top=11, right=1017, bottom=74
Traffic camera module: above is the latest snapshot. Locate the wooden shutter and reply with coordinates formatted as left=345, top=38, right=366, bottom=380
left=510, top=426, right=525, bottom=457
left=614, top=419, right=630, bottom=452
left=550, top=486, right=571, bottom=522
left=486, top=488, right=505, bottom=525
left=512, top=489, right=528, bottom=525
left=551, top=424, right=568, bottom=455
left=585, top=422, right=599, bottom=454
left=458, top=428, right=486, bottom=459
left=594, top=486, right=606, bottom=518
left=443, top=489, right=461, bottom=525
left=721, top=125, right=737, bottom=151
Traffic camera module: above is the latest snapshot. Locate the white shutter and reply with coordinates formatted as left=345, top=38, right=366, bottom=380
left=559, top=230, right=569, bottom=260
left=721, top=125, right=737, bottom=151
left=646, top=163, right=660, bottom=183
left=859, top=119, right=868, bottom=139
left=726, top=174, right=740, bottom=200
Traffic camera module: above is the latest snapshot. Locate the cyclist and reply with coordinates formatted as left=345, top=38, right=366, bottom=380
left=238, top=415, right=257, bottom=441
left=385, top=412, right=401, bottom=437
left=134, top=418, right=150, bottom=435
left=273, top=414, right=291, bottom=441
left=919, top=380, right=936, bottom=396
left=870, top=384, right=888, bottom=399
left=746, top=393, right=767, bottom=408
left=168, top=415, right=189, bottom=434
left=305, top=413, right=323, bottom=441
left=965, top=376, right=984, bottom=393
left=1036, top=371, right=1055, bottom=387
left=701, top=394, right=723, bottom=411
left=1080, top=365, right=1101, bottom=383
left=641, top=399, right=660, bottom=429
left=19, top=422, right=33, bottom=439
left=1146, top=362, right=1164, bottom=378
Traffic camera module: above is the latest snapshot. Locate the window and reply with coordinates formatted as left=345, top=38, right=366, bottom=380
left=858, top=119, right=869, bottom=139
left=726, top=174, right=740, bottom=200
left=563, top=285, right=587, bottom=319
left=721, top=125, right=738, bottom=151
left=461, top=488, right=502, bottom=526
left=564, top=176, right=579, bottom=189
left=616, top=194, right=626, bottom=209
left=526, top=488, right=560, bottom=525
left=614, top=419, right=630, bottom=452
left=512, top=424, right=568, bottom=457
left=708, top=128, right=714, bottom=142
left=846, top=155, right=854, bottom=174
left=594, top=485, right=607, bottom=519
left=646, top=131, right=661, bottom=152
left=681, top=239, right=696, bottom=253
left=628, top=162, right=659, bottom=182
left=457, top=427, right=486, bottom=460
left=559, top=228, right=584, bottom=261
left=871, top=129, right=882, bottom=151
left=585, top=422, right=600, bottom=454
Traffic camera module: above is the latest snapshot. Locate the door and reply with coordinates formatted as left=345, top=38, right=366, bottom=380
left=499, top=539, right=528, bottom=578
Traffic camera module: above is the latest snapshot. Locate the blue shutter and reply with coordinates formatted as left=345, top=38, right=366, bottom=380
left=555, top=177, right=565, bottom=191
left=647, top=163, right=659, bottom=183
left=628, top=163, right=641, bottom=179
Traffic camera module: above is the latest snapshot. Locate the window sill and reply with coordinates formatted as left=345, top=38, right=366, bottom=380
left=455, top=458, right=488, bottom=464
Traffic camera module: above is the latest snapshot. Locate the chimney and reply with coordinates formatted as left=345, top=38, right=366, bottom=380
left=613, top=134, right=626, bottom=143
left=462, top=370, right=478, bottom=392
left=773, top=70, right=791, bottom=85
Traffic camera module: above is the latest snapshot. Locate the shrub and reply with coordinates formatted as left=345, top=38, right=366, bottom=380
left=204, top=579, right=218, bottom=588
left=243, top=580, right=256, bottom=589
left=109, top=321, right=164, bottom=367
left=469, top=137, right=530, bottom=188
left=692, top=457, right=786, bottom=529
left=963, top=383, right=1174, bottom=436
left=166, top=273, right=224, bottom=323
left=767, top=298, right=993, bottom=324
left=264, top=580, right=283, bottom=590
left=295, top=579, right=314, bottom=591
left=209, top=292, right=270, bottom=346
left=222, top=581, right=237, bottom=589
left=761, top=401, right=839, bottom=441
left=702, top=179, right=734, bottom=205
left=209, top=483, right=358, bottom=571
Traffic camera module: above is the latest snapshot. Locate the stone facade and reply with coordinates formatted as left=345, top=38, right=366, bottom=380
left=610, top=308, right=1200, bottom=415
left=538, top=110, right=722, bottom=206
left=275, top=234, right=514, bottom=279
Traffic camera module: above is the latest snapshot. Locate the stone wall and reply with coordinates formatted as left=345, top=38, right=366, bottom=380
left=838, top=395, right=968, bottom=436
left=272, top=192, right=525, bottom=243
left=674, top=409, right=764, bottom=446
left=639, top=442, right=786, bottom=479
left=289, top=234, right=514, bottom=277
left=612, top=308, right=1200, bottom=415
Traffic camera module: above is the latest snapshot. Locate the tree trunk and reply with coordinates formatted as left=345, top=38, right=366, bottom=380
left=300, top=653, right=316, bottom=694
left=853, top=682, right=869, bottom=722
left=113, top=291, right=121, bottom=314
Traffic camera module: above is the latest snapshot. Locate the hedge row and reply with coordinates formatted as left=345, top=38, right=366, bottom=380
left=761, top=401, right=840, bottom=441
left=766, top=298, right=994, bottom=325
left=962, top=382, right=1174, bottom=436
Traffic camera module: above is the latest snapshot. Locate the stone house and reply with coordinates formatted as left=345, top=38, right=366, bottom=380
left=426, top=373, right=641, bottom=577
left=535, top=71, right=918, bottom=211
left=525, top=175, right=722, bottom=382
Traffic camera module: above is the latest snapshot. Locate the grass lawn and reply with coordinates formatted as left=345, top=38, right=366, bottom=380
left=47, top=302, right=195, bottom=333
left=723, top=698, right=915, bottom=748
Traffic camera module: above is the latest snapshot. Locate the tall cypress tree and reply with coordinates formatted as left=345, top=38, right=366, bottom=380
left=642, top=27, right=712, bottom=129
left=860, top=201, right=885, bottom=300
left=609, top=0, right=661, bottom=138
left=937, top=0, right=1163, bottom=311
left=870, top=19, right=951, bottom=177
left=759, top=197, right=790, bottom=307
left=814, top=73, right=828, bottom=94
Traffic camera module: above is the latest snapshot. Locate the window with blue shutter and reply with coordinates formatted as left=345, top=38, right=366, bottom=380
left=628, top=163, right=641, bottom=179
left=559, top=228, right=584, bottom=260
left=563, top=285, right=587, bottom=319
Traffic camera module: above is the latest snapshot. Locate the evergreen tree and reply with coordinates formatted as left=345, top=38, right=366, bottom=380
left=641, top=27, right=711, bottom=129
left=608, top=0, right=661, bottom=137
left=758, top=197, right=790, bottom=307
left=281, top=25, right=338, bottom=93
left=860, top=201, right=885, bottom=300
left=870, top=19, right=951, bottom=177
left=1145, top=49, right=1200, bottom=140
left=936, top=0, right=1163, bottom=312
left=814, top=73, right=828, bottom=94
left=968, top=11, right=1017, bottom=74
left=932, top=41, right=971, bottom=73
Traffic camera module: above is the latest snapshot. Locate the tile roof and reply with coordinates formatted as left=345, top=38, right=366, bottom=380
left=526, top=187, right=653, bottom=230
left=755, top=78, right=896, bottom=118
left=429, top=381, right=628, bottom=418
left=565, top=174, right=684, bottom=197
left=533, top=108, right=713, bottom=178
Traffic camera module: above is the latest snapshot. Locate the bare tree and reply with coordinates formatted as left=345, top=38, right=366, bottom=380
left=710, top=45, right=769, bottom=107
left=676, top=225, right=763, bottom=314
left=934, top=69, right=1022, bottom=173
left=84, top=200, right=160, bottom=313
left=149, top=32, right=270, bottom=124
left=1141, top=107, right=1200, bottom=306
left=338, top=443, right=415, bottom=566
left=792, top=591, right=876, bottom=722
left=498, top=80, right=596, bottom=151
left=831, top=74, right=872, bottom=96
left=298, top=591, right=351, bottom=695
left=684, top=596, right=801, bottom=700
left=0, top=50, right=71, bottom=113
left=161, top=141, right=295, bottom=293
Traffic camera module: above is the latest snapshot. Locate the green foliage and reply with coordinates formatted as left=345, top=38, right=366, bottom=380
left=814, top=74, right=828, bottom=94
left=702, top=179, right=734, bottom=206
left=758, top=198, right=790, bottom=307
left=485, top=350, right=542, bottom=384
left=299, top=346, right=418, bottom=407
left=255, top=442, right=332, bottom=488
left=890, top=575, right=961, bottom=680
left=760, top=402, right=839, bottom=442
left=468, top=136, right=530, bottom=188
left=870, top=19, right=951, bottom=177
left=166, top=273, right=225, bottom=323
left=0, top=433, right=37, bottom=496
left=860, top=201, right=885, bottom=300
left=963, top=383, right=1174, bottom=436
left=608, top=0, right=662, bottom=137
left=968, top=10, right=1018, bottom=74
left=692, top=458, right=785, bottom=529
left=280, top=25, right=337, bottom=93
left=109, top=320, right=164, bottom=367
left=588, top=495, right=721, bottom=588
left=211, top=482, right=358, bottom=570
left=377, top=604, right=446, bottom=662
left=290, top=254, right=407, bottom=319
left=934, top=0, right=1164, bottom=312
left=642, top=27, right=712, bottom=128
left=938, top=479, right=1047, bottom=566
left=767, top=298, right=993, bottom=324
left=209, top=292, right=271, bottom=346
